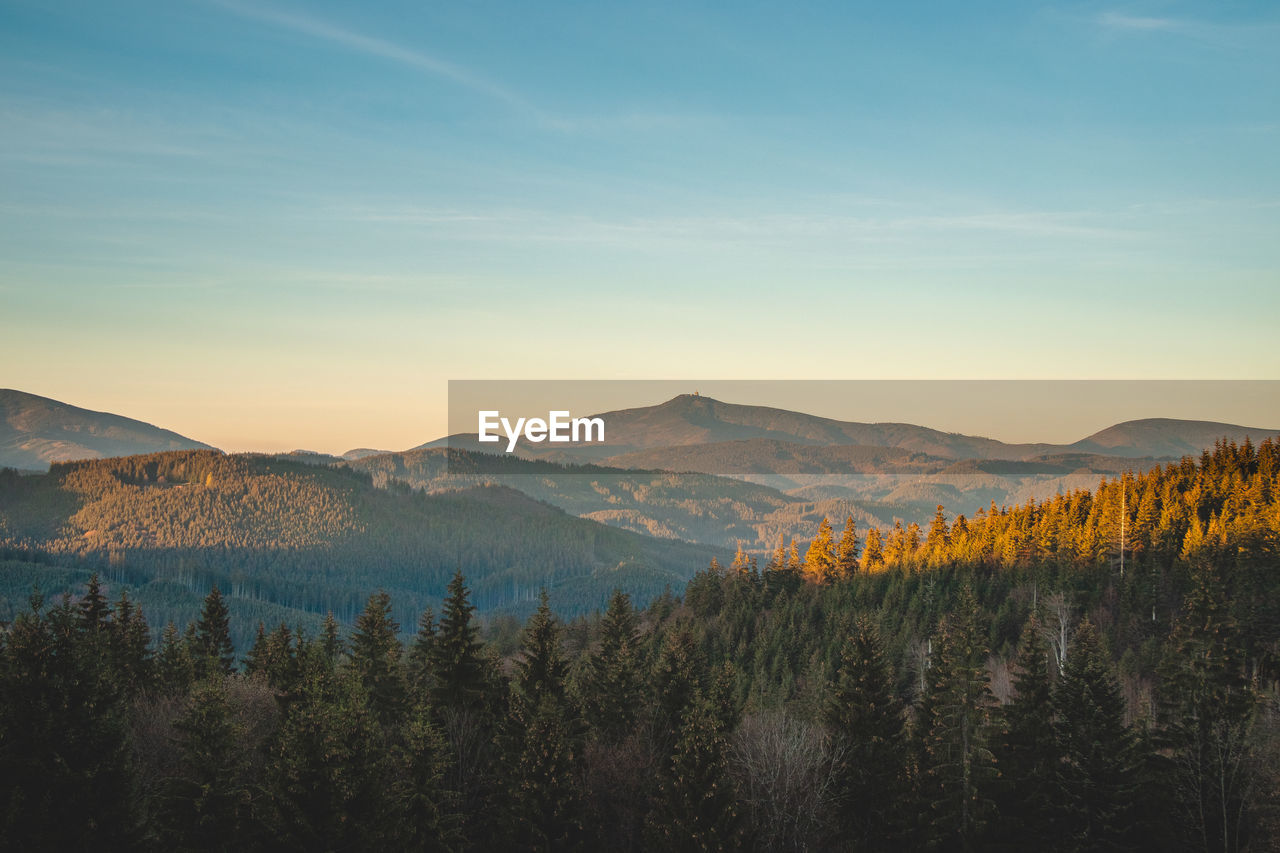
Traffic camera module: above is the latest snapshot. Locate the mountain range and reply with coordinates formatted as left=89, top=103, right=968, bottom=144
left=426, top=393, right=1279, bottom=466
left=3, top=388, right=1276, bottom=614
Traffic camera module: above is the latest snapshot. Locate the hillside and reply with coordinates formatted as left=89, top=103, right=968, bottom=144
left=352, top=446, right=1170, bottom=551
left=0, top=389, right=213, bottom=470
left=0, top=450, right=718, bottom=636
left=1070, top=418, right=1280, bottom=459
left=346, top=447, right=882, bottom=551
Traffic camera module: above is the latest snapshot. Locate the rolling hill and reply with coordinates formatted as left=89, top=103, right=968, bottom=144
left=0, top=389, right=214, bottom=470
left=0, top=450, right=719, bottom=641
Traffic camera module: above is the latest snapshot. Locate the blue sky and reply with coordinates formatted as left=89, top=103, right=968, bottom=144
left=1, top=1, right=1277, bottom=451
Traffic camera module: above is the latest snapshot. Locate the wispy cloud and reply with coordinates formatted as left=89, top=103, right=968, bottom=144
left=212, top=0, right=539, bottom=116
left=1095, top=9, right=1280, bottom=46
left=1098, top=12, right=1179, bottom=32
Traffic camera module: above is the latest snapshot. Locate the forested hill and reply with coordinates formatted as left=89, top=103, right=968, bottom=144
left=0, top=389, right=213, bottom=470
left=2, top=437, right=1278, bottom=851
left=0, top=450, right=717, bottom=642
left=346, top=447, right=879, bottom=551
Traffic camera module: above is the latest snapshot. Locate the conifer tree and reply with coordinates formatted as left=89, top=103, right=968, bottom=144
left=320, top=611, right=343, bottom=664
left=158, top=620, right=196, bottom=694
left=348, top=590, right=406, bottom=725
left=926, top=505, right=951, bottom=566
left=429, top=570, right=488, bottom=714
left=78, top=572, right=111, bottom=635
left=915, top=583, right=996, bottom=850
left=154, top=677, right=253, bottom=851
left=506, top=591, right=584, bottom=851
left=514, top=589, right=567, bottom=708
left=835, top=517, right=860, bottom=579
left=0, top=593, right=137, bottom=849
left=580, top=589, right=644, bottom=742
left=652, top=628, right=703, bottom=753
left=1159, top=563, right=1259, bottom=853
left=110, top=589, right=153, bottom=692
left=1054, top=619, right=1139, bottom=851
left=861, top=526, right=885, bottom=572
left=990, top=615, right=1063, bottom=851
left=646, top=694, right=740, bottom=852
left=407, top=606, right=438, bottom=701
left=390, top=702, right=453, bottom=852
left=823, top=617, right=906, bottom=850
left=803, top=517, right=837, bottom=585
left=193, top=585, right=235, bottom=677
left=266, top=670, right=392, bottom=850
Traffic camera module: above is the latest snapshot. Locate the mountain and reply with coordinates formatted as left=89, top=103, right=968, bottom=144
left=0, top=450, right=717, bottom=635
left=0, top=389, right=214, bottom=470
left=426, top=394, right=1279, bottom=468
left=1068, top=418, right=1280, bottom=459
left=424, top=393, right=1051, bottom=462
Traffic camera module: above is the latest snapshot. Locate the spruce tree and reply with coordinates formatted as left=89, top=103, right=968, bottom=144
left=194, top=585, right=235, bottom=678
left=652, top=628, right=702, bottom=754
left=154, top=678, right=253, bottom=851
left=506, top=595, right=584, bottom=852
left=348, top=590, right=406, bottom=725
left=915, top=584, right=996, bottom=850
left=990, top=615, right=1063, bottom=851
left=803, top=517, right=837, bottom=585
left=645, top=694, right=740, bottom=852
left=407, top=606, right=438, bottom=700
left=429, top=570, right=488, bottom=714
left=158, top=620, right=196, bottom=695
left=111, top=588, right=153, bottom=692
left=861, top=526, right=885, bottom=572
left=1054, top=619, right=1139, bottom=851
left=265, top=669, right=392, bottom=850
left=835, top=517, right=860, bottom=580
left=580, top=589, right=644, bottom=742
left=1159, top=563, right=1258, bottom=853
left=0, top=593, right=137, bottom=849
left=823, top=617, right=906, bottom=850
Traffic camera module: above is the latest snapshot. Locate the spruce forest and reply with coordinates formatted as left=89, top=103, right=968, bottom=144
left=2, top=438, right=1279, bottom=852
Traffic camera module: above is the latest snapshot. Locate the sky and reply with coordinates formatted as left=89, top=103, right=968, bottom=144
left=1, top=1, right=1278, bottom=453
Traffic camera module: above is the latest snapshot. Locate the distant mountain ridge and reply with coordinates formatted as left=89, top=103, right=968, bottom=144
left=425, top=394, right=1280, bottom=466
left=0, top=389, right=214, bottom=470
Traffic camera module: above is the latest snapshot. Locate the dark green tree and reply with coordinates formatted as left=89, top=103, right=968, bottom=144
left=0, top=593, right=138, bottom=849
left=990, top=615, right=1064, bottom=851
left=645, top=694, right=740, bottom=852
left=347, top=590, right=406, bottom=725
left=154, top=677, right=254, bottom=852
left=1055, top=619, right=1139, bottom=852
left=158, top=620, right=196, bottom=695
left=1159, top=563, right=1259, bottom=853
left=579, top=590, right=644, bottom=742
left=915, top=583, right=997, bottom=851
left=265, top=670, right=391, bottom=851
left=823, top=617, right=906, bottom=850
left=193, top=585, right=235, bottom=678
left=429, top=570, right=488, bottom=714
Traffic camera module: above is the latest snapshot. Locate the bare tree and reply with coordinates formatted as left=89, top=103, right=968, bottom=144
left=728, top=709, right=844, bottom=852
left=1041, top=591, right=1074, bottom=676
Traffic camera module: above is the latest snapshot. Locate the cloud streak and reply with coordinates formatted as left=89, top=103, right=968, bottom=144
left=1098, top=12, right=1179, bottom=32
left=213, top=0, right=539, bottom=116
